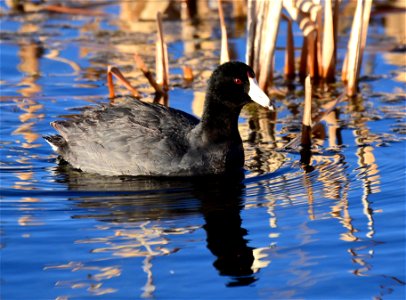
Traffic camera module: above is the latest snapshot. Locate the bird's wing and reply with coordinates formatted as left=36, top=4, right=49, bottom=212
left=50, top=100, right=199, bottom=176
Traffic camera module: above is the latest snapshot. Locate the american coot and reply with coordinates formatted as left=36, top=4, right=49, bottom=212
left=44, top=61, right=273, bottom=176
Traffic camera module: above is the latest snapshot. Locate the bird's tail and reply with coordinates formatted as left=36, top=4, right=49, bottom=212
left=43, top=135, right=66, bottom=153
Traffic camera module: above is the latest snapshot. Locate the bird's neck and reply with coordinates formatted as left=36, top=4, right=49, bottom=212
left=199, top=97, right=242, bottom=144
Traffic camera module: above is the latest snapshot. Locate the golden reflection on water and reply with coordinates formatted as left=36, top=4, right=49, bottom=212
left=8, top=20, right=50, bottom=227
left=45, top=262, right=120, bottom=296
left=245, top=90, right=385, bottom=288
left=46, top=221, right=198, bottom=298
left=16, top=22, right=42, bottom=97
left=11, top=98, right=43, bottom=192
left=381, top=9, right=406, bottom=82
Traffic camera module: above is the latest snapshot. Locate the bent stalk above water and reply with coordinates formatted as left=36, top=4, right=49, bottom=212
left=107, top=65, right=140, bottom=100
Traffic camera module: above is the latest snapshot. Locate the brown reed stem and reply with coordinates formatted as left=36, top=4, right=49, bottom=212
left=282, top=13, right=295, bottom=80
left=134, top=53, right=165, bottom=97
left=107, top=65, right=140, bottom=99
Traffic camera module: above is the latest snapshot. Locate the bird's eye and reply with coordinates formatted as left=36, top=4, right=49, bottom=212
left=234, top=78, right=243, bottom=85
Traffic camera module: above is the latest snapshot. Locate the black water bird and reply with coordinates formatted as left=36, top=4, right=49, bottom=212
left=45, top=61, right=273, bottom=176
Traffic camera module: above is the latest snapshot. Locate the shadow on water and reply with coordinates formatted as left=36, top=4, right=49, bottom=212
left=54, top=163, right=257, bottom=287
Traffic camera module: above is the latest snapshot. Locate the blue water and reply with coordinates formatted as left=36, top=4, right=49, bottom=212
left=1, top=2, right=405, bottom=299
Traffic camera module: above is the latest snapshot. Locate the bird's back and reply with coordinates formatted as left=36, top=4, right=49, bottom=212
left=46, top=97, right=199, bottom=176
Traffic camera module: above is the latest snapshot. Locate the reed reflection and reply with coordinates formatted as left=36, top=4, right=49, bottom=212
left=349, top=94, right=380, bottom=239
left=11, top=21, right=46, bottom=230
left=298, top=93, right=382, bottom=282
left=51, top=165, right=260, bottom=295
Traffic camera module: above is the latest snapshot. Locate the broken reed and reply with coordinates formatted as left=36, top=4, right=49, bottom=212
left=107, top=12, right=169, bottom=106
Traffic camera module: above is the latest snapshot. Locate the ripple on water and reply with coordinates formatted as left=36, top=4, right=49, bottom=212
left=1, top=3, right=405, bottom=299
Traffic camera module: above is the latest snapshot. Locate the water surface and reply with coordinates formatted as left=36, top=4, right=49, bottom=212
left=1, top=1, right=405, bottom=299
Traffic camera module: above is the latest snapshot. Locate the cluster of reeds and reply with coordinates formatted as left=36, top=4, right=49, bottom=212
left=242, top=0, right=372, bottom=95
left=26, top=1, right=372, bottom=171
left=235, top=0, right=371, bottom=169
left=107, top=0, right=372, bottom=100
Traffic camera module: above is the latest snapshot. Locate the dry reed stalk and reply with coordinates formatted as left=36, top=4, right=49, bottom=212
left=300, top=75, right=313, bottom=169
left=258, top=1, right=270, bottom=80
left=218, top=0, right=230, bottom=64
left=257, top=0, right=283, bottom=91
left=133, top=53, right=165, bottom=96
left=329, top=0, right=340, bottom=81
left=302, top=75, right=313, bottom=146
left=306, top=30, right=318, bottom=78
left=321, top=0, right=335, bottom=79
left=284, top=91, right=346, bottom=150
left=156, top=12, right=169, bottom=92
left=247, top=0, right=282, bottom=85
left=307, top=2, right=321, bottom=79
left=299, top=37, right=309, bottom=80
left=343, top=0, right=372, bottom=95
left=107, top=67, right=115, bottom=98
left=316, top=6, right=323, bottom=78
left=357, top=0, right=372, bottom=80
left=282, top=14, right=295, bottom=80
left=247, top=0, right=267, bottom=74
left=107, top=65, right=140, bottom=99
left=252, top=1, right=265, bottom=75
left=322, top=0, right=340, bottom=82
left=245, top=0, right=256, bottom=67
left=346, top=0, right=364, bottom=96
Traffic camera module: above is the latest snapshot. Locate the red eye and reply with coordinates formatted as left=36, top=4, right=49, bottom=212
left=234, top=78, right=243, bottom=85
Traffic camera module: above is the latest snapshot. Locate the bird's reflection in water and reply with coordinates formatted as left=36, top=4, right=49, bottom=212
left=195, top=178, right=256, bottom=287
left=54, top=163, right=257, bottom=288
